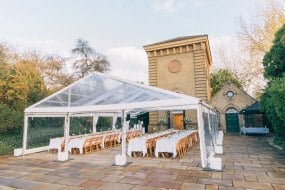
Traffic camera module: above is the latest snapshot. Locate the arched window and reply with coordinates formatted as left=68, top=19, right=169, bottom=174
left=226, top=107, right=238, bottom=113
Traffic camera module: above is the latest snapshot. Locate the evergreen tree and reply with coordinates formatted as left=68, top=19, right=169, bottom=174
left=263, top=24, right=285, bottom=79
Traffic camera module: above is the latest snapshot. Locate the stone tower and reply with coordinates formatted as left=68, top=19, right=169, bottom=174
left=143, top=35, right=212, bottom=132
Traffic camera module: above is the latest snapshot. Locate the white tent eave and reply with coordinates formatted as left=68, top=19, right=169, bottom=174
left=24, top=97, right=199, bottom=114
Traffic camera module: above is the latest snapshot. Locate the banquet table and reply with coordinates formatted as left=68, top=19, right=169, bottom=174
left=240, top=127, right=269, bottom=135
left=48, top=137, right=64, bottom=152
left=155, top=130, right=198, bottom=158
left=127, top=129, right=176, bottom=157
left=68, top=137, right=86, bottom=154
left=50, top=129, right=140, bottom=155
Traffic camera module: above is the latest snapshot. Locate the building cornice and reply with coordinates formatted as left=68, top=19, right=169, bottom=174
left=143, top=35, right=212, bottom=66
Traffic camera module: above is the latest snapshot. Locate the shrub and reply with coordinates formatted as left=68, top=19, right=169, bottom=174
left=261, top=76, right=285, bottom=136
left=0, top=103, right=23, bottom=134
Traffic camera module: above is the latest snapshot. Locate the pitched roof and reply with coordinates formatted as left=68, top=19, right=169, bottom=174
left=241, top=102, right=263, bottom=114
left=25, top=72, right=200, bottom=114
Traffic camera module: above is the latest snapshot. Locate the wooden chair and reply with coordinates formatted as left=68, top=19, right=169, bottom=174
left=112, top=134, right=119, bottom=147
left=176, top=138, right=186, bottom=159
left=187, top=135, right=194, bottom=151
left=145, top=139, right=153, bottom=157
left=135, top=131, right=142, bottom=138
left=132, top=151, right=143, bottom=157
left=71, top=147, right=80, bottom=155
left=176, top=141, right=182, bottom=159
left=109, top=135, right=115, bottom=147
left=97, top=136, right=103, bottom=149
left=126, top=132, right=132, bottom=143
left=83, top=138, right=92, bottom=154
left=194, top=132, right=199, bottom=143
left=104, top=135, right=113, bottom=148
left=181, top=137, right=187, bottom=156
left=91, top=137, right=101, bottom=152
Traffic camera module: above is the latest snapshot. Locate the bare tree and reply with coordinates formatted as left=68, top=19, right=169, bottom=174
left=19, top=52, right=74, bottom=91
left=212, top=0, right=285, bottom=97
left=237, top=0, right=285, bottom=55
left=236, top=0, right=285, bottom=94
left=72, top=39, right=110, bottom=79
left=40, top=55, right=74, bottom=91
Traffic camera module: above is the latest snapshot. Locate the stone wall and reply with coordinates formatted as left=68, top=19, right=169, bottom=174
left=210, top=82, right=256, bottom=131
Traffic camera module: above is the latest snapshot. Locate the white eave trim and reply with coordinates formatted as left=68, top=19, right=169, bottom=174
left=25, top=98, right=199, bottom=114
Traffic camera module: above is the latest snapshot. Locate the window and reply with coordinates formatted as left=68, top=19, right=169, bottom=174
left=226, top=107, right=238, bottom=113
left=227, top=91, right=234, bottom=98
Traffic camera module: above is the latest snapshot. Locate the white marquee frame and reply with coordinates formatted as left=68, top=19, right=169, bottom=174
left=20, top=72, right=222, bottom=170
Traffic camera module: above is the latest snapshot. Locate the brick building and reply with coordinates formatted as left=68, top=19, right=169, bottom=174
left=143, top=35, right=261, bottom=133
left=143, top=35, right=212, bottom=132
left=209, top=82, right=257, bottom=132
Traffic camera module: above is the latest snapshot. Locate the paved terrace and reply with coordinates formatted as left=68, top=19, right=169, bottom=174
left=0, top=135, right=284, bottom=190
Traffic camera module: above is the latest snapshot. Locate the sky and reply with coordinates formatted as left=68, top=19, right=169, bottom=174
left=0, top=0, right=258, bottom=84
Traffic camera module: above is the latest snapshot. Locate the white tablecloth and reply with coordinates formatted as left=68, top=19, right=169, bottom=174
left=127, top=129, right=176, bottom=157
left=48, top=137, right=64, bottom=152
left=155, top=130, right=197, bottom=158
left=68, top=138, right=86, bottom=154
left=240, top=127, right=269, bottom=134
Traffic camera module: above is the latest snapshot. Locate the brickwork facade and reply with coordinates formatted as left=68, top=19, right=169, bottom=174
left=143, top=36, right=212, bottom=132
left=209, top=82, right=257, bottom=131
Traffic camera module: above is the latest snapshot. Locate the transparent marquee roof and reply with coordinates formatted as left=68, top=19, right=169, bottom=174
left=30, top=72, right=188, bottom=109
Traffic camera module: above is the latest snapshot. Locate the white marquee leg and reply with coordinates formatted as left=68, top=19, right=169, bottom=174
left=115, top=110, right=127, bottom=166
left=58, top=114, right=69, bottom=161
left=22, top=114, right=28, bottom=155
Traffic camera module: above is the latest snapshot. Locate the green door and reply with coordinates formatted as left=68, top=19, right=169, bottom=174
left=226, top=113, right=240, bottom=133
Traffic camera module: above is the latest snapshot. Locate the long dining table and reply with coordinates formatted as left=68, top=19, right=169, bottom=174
left=48, top=137, right=64, bottom=152
left=67, top=131, right=116, bottom=154
left=48, top=129, right=141, bottom=154
left=127, top=129, right=176, bottom=157
left=155, top=130, right=198, bottom=158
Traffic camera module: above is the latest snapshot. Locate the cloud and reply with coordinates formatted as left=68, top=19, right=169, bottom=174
left=151, top=0, right=176, bottom=13
left=6, top=38, right=71, bottom=57
left=106, top=46, right=148, bottom=84
left=151, top=0, right=210, bottom=13
left=189, top=0, right=209, bottom=11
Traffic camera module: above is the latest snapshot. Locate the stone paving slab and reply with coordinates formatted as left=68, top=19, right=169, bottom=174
left=119, top=176, right=150, bottom=186
left=180, top=182, right=205, bottom=190
left=0, top=135, right=284, bottom=189
left=97, top=182, right=134, bottom=190
left=197, top=177, right=233, bottom=187
left=102, top=174, right=125, bottom=182
left=28, top=182, right=66, bottom=190
left=257, top=176, right=285, bottom=184
left=272, top=184, right=285, bottom=190
left=0, top=185, right=16, bottom=190
left=206, top=185, right=218, bottom=190
left=9, top=179, right=42, bottom=190
left=79, top=179, right=106, bottom=188
left=147, top=179, right=182, bottom=189
left=131, top=185, right=165, bottom=190
left=0, top=178, right=18, bottom=187
left=55, top=177, right=87, bottom=186
left=233, top=180, right=274, bottom=190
